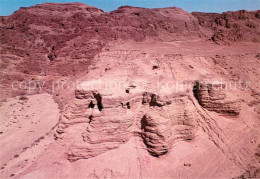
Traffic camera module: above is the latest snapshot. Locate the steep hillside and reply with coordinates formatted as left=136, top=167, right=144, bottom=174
left=192, top=10, right=260, bottom=44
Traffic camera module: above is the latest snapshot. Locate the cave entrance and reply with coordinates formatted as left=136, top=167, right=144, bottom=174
left=93, top=93, right=103, bottom=111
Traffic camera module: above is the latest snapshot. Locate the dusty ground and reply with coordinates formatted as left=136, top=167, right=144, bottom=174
left=0, top=3, right=260, bottom=179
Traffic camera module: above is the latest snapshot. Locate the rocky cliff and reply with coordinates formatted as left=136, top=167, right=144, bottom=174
left=0, top=3, right=260, bottom=179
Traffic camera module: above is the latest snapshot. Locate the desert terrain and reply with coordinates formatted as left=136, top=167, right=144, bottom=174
left=0, top=3, right=260, bottom=178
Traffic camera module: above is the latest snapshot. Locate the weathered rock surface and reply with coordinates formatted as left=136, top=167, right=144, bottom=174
left=140, top=96, right=198, bottom=156
left=194, top=81, right=241, bottom=116
left=1, top=3, right=259, bottom=98
left=192, top=10, right=260, bottom=44
left=0, top=3, right=260, bottom=179
left=55, top=86, right=199, bottom=160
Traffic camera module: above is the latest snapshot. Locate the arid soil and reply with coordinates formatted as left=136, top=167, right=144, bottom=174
left=0, top=3, right=260, bottom=178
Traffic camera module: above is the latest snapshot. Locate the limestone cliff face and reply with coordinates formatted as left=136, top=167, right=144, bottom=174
left=140, top=96, right=198, bottom=156
left=56, top=88, right=199, bottom=160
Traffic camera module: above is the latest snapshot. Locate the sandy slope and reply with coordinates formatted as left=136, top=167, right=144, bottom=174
left=0, top=94, right=60, bottom=178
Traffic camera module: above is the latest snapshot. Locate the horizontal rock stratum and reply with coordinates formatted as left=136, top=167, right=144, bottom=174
left=0, top=3, right=260, bottom=179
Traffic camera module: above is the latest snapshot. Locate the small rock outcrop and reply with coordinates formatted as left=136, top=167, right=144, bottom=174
left=193, top=81, right=241, bottom=116
left=141, top=113, right=172, bottom=156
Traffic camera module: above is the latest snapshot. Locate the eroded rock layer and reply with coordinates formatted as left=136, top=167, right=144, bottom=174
left=0, top=3, right=260, bottom=179
left=194, top=81, right=241, bottom=116
left=56, top=88, right=199, bottom=160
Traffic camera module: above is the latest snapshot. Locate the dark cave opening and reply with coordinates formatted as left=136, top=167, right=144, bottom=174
left=93, top=93, right=103, bottom=111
